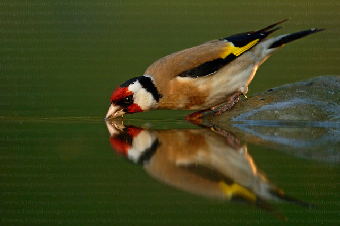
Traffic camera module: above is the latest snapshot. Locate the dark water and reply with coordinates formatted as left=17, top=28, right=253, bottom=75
left=1, top=0, right=339, bottom=225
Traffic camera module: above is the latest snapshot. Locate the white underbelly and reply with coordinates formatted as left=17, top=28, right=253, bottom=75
left=202, top=64, right=258, bottom=108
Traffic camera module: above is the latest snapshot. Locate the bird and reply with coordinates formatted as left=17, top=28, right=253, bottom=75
left=105, top=18, right=324, bottom=121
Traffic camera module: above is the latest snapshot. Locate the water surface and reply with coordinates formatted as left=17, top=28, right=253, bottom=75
left=1, top=117, right=338, bottom=224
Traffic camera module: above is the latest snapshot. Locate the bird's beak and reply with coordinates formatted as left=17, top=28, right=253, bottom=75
left=105, top=104, right=125, bottom=120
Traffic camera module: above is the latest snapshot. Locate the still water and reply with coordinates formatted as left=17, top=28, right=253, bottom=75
left=1, top=0, right=339, bottom=225
left=1, top=116, right=338, bottom=224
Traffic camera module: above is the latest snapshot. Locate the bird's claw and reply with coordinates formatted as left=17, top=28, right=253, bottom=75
left=212, top=92, right=243, bottom=116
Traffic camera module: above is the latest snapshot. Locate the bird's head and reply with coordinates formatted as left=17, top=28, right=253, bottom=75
left=105, top=75, right=162, bottom=119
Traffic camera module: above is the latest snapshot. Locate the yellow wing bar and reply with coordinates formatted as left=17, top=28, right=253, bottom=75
left=220, top=39, right=260, bottom=58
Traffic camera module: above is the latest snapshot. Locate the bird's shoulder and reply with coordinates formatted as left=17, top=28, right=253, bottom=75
left=144, top=39, right=233, bottom=80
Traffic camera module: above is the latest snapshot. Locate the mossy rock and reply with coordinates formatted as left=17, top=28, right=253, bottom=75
left=213, top=75, right=340, bottom=123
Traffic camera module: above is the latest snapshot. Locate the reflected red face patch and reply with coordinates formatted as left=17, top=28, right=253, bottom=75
left=126, top=127, right=143, bottom=137
left=109, top=137, right=129, bottom=156
left=110, top=86, right=132, bottom=103
left=109, top=126, right=143, bottom=156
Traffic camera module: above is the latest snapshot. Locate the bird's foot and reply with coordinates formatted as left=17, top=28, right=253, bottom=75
left=213, top=91, right=244, bottom=116
left=186, top=91, right=246, bottom=122
left=184, top=110, right=205, bottom=124
left=185, top=108, right=216, bottom=125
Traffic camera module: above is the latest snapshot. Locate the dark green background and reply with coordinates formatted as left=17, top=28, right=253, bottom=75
left=1, top=0, right=339, bottom=225
left=1, top=0, right=338, bottom=119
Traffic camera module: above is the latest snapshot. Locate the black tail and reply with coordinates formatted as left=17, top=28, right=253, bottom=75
left=256, top=18, right=290, bottom=34
left=222, top=18, right=290, bottom=47
left=269, top=28, right=325, bottom=49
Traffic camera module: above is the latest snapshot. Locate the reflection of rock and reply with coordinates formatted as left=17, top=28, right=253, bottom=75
left=106, top=121, right=311, bottom=216
left=228, top=124, right=340, bottom=164
left=212, top=76, right=340, bottom=164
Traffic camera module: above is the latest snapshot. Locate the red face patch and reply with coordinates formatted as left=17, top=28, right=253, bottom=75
left=126, top=103, right=143, bottom=114
left=110, top=86, right=143, bottom=114
left=110, top=86, right=132, bottom=103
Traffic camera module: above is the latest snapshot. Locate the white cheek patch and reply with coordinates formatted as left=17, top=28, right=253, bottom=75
left=127, top=131, right=157, bottom=163
left=128, top=81, right=157, bottom=111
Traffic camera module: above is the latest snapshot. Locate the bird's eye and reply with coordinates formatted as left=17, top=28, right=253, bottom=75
left=115, top=94, right=134, bottom=107
left=124, top=95, right=133, bottom=104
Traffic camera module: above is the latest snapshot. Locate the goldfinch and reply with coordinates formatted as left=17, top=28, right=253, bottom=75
left=105, top=19, right=324, bottom=120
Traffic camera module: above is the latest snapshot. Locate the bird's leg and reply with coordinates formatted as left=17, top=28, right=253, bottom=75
left=213, top=91, right=244, bottom=116
left=186, top=89, right=247, bottom=122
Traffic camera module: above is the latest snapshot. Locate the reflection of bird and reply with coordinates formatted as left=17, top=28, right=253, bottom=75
left=106, top=121, right=312, bottom=215
left=105, top=19, right=324, bottom=120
